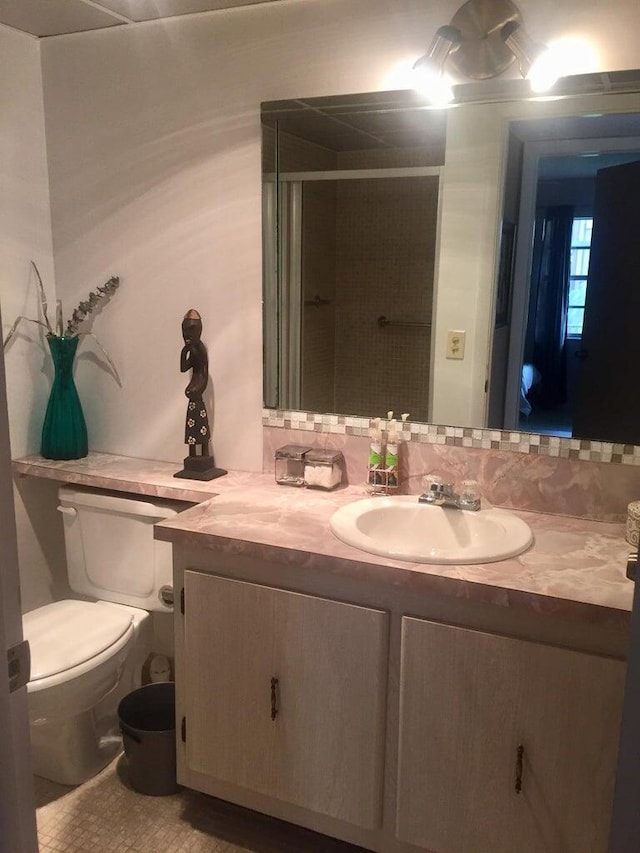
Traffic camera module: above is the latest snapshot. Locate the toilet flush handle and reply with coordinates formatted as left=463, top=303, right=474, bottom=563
left=56, top=505, right=77, bottom=517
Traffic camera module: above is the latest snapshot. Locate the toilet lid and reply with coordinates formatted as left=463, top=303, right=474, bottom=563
left=23, top=600, right=134, bottom=681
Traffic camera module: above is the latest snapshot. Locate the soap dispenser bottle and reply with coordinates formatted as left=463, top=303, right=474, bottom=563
left=385, top=412, right=399, bottom=490
left=368, top=418, right=383, bottom=488
left=385, top=413, right=409, bottom=491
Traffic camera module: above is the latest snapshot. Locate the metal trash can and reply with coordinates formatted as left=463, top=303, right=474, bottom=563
left=118, top=682, right=179, bottom=796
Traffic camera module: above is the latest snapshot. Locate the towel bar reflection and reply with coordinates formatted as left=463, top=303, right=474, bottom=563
left=378, top=315, right=431, bottom=329
left=305, top=295, right=332, bottom=307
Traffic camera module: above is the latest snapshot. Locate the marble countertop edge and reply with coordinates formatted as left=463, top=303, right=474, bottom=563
left=153, top=519, right=630, bottom=629
left=154, top=484, right=634, bottom=626
left=11, top=452, right=224, bottom=503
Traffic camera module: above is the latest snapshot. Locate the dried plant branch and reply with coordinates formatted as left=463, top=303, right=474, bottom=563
left=77, top=332, right=122, bottom=387
left=55, top=300, right=63, bottom=337
left=3, top=265, right=122, bottom=387
left=31, top=261, right=53, bottom=336
left=3, top=316, right=51, bottom=350
left=65, top=276, right=120, bottom=337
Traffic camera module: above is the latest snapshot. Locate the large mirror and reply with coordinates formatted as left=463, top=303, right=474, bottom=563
left=262, top=71, right=640, bottom=445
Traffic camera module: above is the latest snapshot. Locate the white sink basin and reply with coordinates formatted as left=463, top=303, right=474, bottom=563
left=329, top=495, right=533, bottom=564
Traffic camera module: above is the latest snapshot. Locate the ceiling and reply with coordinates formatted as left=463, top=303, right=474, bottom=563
left=262, top=72, right=640, bottom=155
left=0, top=0, right=281, bottom=38
left=262, top=92, right=449, bottom=152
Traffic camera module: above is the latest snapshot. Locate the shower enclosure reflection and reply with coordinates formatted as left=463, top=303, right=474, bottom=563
left=262, top=95, right=446, bottom=420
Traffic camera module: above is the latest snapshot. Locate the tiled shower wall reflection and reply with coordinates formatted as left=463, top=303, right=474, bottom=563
left=267, top=125, right=442, bottom=420
left=299, top=172, right=439, bottom=419
left=332, top=175, right=437, bottom=421
left=301, top=180, right=337, bottom=413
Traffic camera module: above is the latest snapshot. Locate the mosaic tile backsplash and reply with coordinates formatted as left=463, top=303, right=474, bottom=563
left=263, top=409, right=640, bottom=522
left=263, top=409, right=640, bottom=465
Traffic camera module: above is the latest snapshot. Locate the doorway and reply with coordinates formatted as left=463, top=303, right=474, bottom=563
left=492, top=115, right=640, bottom=439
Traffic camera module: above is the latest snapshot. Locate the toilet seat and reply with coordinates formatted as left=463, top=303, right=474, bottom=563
left=24, top=600, right=134, bottom=693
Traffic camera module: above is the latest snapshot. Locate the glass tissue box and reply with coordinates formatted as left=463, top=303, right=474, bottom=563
left=304, top=449, right=343, bottom=490
left=274, top=444, right=312, bottom=486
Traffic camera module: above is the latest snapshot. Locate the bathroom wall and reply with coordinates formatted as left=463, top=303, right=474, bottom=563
left=0, top=27, right=55, bottom=458
left=0, top=27, right=63, bottom=614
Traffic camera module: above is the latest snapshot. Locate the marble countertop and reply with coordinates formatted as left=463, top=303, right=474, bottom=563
left=12, top=452, right=224, bottom=503
left=13, top=453, right=635, bottom=629
left=154, top=472, right=635, bottom=629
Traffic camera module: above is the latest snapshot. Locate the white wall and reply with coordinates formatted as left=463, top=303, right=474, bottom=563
left=0, top=28, right=54, bottom=457
left=0, top=27, right=62, bottom=614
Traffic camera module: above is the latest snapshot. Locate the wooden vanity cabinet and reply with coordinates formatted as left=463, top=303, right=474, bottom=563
left=178, top=569, right=389, bottom=830
left=396, top=617, right=626, bottom=853
left=174, top=558, right=626, bottom=853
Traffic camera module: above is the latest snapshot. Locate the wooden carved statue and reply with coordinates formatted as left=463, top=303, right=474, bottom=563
left=174, top=309, right=226, bottom=481
left=181, top=309, right=210, bottom=456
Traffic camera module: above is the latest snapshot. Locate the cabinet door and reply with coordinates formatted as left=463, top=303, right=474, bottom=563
left=396, top=617, right=625, bottom=853
left=182, top=570, right=388, bottom=829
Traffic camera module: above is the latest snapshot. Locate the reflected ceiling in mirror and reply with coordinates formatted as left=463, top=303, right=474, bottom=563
left=262, top=70, right=640, bottom=446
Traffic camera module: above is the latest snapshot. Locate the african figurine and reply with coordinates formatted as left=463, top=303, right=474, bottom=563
left=180, top=309, right=211, bottom=456
left=174, top=309, right=226, bottom=481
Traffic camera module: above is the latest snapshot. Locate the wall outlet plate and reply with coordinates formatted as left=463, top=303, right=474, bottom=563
left=446, top=330, right=466, bottom=359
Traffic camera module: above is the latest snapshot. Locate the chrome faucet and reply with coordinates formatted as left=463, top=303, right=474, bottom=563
left=418, top=479, right=481, bottom=511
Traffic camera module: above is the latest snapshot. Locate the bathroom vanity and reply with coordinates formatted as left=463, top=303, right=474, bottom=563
left=153, top=475, right=631, bottom=853
left=13, top=453, right=633, bottom=853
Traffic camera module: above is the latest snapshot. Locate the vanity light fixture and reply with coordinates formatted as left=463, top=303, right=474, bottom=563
left=413, top=0, right=561, bottom=102
left=501, top=20, right=560, bottom=93
left=412, top=25, right=461, bottom=105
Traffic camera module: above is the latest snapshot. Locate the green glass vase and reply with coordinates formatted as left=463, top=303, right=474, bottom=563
left=41, top=335, right=88, bottom=460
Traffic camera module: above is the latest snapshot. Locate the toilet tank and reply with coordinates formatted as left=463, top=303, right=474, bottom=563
left=58, top=486, right=183, bottom=612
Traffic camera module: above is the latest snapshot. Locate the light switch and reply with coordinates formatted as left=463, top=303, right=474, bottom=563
left=446, top=330, right=466, bottom=360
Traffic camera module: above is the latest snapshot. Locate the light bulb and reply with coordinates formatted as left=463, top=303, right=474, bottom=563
left=502, top=21, right=560, bottom=93
left=412, top=25, right=460, bottom=106
left=412, top=62, right=455, bottom=105
left=527, top=48, right=561, bottom=93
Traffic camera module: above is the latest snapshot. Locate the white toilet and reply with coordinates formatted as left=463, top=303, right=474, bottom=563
left=23, top=486, right=181, bottom=786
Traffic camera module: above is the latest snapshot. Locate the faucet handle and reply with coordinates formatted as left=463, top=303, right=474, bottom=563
left=460, top=479, right=480, bottom=499
left=459, top=479, right=481, bottom=510
left=422, top=474, right=442, bottom=493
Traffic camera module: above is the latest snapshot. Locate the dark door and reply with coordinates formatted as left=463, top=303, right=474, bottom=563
left=573, top=159, right=640, bottom=443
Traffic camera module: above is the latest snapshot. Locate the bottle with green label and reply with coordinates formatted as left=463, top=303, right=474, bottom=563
left=385, top=416, right=399, bottom=489
left=368, top=418, right=383, bottom=486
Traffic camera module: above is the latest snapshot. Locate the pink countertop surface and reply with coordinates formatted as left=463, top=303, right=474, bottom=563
left=153, top=471, right=635, bottom=629
left=13, top=453, right=635, bottom=628
left=12, top=452, right=223, bottom=503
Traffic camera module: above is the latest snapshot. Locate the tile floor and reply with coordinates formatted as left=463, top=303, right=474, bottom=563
left=35, top=757, right=370, bottom=853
